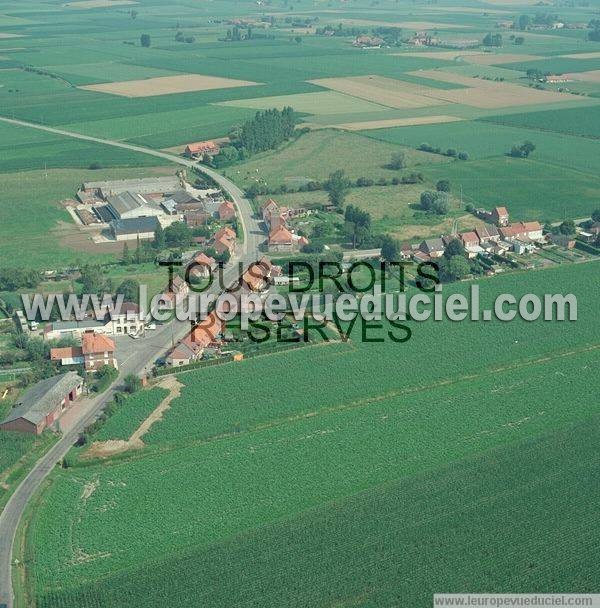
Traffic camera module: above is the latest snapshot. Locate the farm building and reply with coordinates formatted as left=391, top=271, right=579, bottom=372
left=0, top=372, right=83, bottom=435
left=50, top=346, right=84, bottom=366
left=44, top=319, right=106, bottom=341
left=184, top=210, right=210, bottom=227
left=491, top=206, right=510, bottom=227
left=80, top=176, right=182, bottom=200
left=110, top=216, right=160, bottom=241
left=476, top=224, right=500, bottom=243
left=185, top=141, right=221, bottom=159
left=105, top=191, right=162, bottom=220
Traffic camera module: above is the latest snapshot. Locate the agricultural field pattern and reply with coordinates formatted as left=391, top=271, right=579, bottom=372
left=0, top=0, right=599, bottom=607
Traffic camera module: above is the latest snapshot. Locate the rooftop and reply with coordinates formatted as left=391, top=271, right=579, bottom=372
left=110, top=216, right=160, bottom=236
left=2, top=372, right=83, bottom=426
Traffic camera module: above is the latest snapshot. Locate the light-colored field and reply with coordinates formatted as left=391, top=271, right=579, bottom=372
left=407, top=69, right=587, bottom=108
left=560, top=52, right=600, bottom=60
left=340, top=18, right=470, bottom=29
left=325, top=115, right=464, bottom=131
left=309, top=75, right=449, bottom=109
left=463, top=53, right=543, bottom=65
left=218, top=90, right=389, bottom=115
left=568, top=70, right=600, bottom=83
left=395, top=50, right=490, bottom=61
left=0, top=32, right=22, bottom=39
left=63, top=0, right=137, bottom=7
left=80, top=74, right=259, bottom=97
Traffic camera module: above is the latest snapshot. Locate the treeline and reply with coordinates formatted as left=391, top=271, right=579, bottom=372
left=239, top=107, right=296, bottom=154
left=213, top=107, right=298, bottom=167
left=246, top=172, right=425, bottom=197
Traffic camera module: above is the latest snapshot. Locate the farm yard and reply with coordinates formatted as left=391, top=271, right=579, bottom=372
left=0, top=0, right=599, bottom=605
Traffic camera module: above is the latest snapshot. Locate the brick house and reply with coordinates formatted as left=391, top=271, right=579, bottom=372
left=82, top=331, right=118, bottom=372
left=218, top=200, right=236, bottom=221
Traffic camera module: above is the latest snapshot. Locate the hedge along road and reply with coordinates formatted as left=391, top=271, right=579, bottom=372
left=0, top=115, right=265, bottom=608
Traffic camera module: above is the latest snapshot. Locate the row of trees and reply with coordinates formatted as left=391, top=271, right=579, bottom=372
left=418, top=143, right=469, bottom=161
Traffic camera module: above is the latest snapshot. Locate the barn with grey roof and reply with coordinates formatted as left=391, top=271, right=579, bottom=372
left=0, top=372, right=83, bottom=435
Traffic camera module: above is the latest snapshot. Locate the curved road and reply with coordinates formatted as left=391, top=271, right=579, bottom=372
left=0, top=115, right=265, bottom=607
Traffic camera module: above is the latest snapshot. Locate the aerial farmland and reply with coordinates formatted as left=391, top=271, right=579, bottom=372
left=0, top=0, right=599, bottom=607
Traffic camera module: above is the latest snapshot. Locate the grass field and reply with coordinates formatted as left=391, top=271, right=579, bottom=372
left=24, top=262, right=600, bottom=605
left=229, top=128, right=450, bottom=190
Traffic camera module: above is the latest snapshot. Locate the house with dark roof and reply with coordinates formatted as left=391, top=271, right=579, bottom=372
left=419, top=238, right=445, bottom=258
left=0, top=372, right=83, bottom=434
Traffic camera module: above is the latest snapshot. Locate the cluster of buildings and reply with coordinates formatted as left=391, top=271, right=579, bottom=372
left=261, top=199, right=309, bottom=253
left=73, top=176, right=230, bottom=242
left=166, top=256, right=280, bottom=366
left=50, top=331, right=118, bottom=373
left=404, top=207, right=545, bottom=263
left=44, top=302, right=145, bottom=341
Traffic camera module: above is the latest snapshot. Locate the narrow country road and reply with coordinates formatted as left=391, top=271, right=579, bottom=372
left=0, top=115, right=265, bottom=607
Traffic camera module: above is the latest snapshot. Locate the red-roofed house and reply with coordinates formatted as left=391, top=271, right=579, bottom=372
left=189, top=252, right=216, bottom=278
left=50, top=346, right=84, bottom=366
left=81, top=331, right=117, bottom=372
left=521, top=221, right=543, bottom=241
left=185, top=140, right=220, bottom=159
left=218, top=200, right=236, bottom=221
left=167, top=312, right=224, bottom=366
left=268, top=225, right=295, bottom=252
left=212, top=226, right=236, bottom=256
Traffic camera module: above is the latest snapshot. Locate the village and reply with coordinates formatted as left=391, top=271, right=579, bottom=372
left=1, top=152, right=598, bottom=437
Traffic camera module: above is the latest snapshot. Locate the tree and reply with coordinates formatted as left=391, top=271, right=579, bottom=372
left=123, top=374, right=142, bottom=394
left=140, top=34, right=151, bottom=47
left=294, top=36, right=302, bottom=44
left=325, top=169, right=350, bottom=209
left=121, top=242, right=131, bottom=265
left=517, top=14, right=531, bottom=30
left=79, top=265, right=105, bottom=295
left=381, top=235, right=401, bottom=262
left=164, top=222, right=192, bottom=248
left=483, top=32, right=502, bottom=47
left=388, top=151, right=407, bottom=170
left=457, top=151, right=469, bottom=161
left=419, top=191, right=449, bottom=215
left=514, top=36, right=525, bottom=45
left=116, top=279, right=140, bottom=304
left=439, top=255, right=471, bottom=282
left=344, top=205, right=372, bottom=248
left=509, top=140, right=536, bottom=158
left=443, top=238, right=465, bottom=259
left=436, top=179, right=450, bottom=192
left=559, top=219, right=576, bottom=235
left=591, top=209, right=600, bottom=223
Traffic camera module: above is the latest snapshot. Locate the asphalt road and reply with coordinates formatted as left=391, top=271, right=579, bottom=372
left=0, top=115, right=265, bottom=607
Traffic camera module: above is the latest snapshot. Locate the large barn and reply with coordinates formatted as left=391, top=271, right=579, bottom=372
left=0, top=372, right=84, bottom=435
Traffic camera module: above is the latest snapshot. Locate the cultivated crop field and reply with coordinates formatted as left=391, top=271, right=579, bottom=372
left=26, top=262, right=600, bottom=606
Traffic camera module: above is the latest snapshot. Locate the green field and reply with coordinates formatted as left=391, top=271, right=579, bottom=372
left=24, top=262, right=600, bottom=605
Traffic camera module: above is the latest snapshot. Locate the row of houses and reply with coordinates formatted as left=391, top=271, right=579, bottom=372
left=409, top=219, right=544, bottom=262
left=166, top=256, right=278, bottom=366
left=261, top=199, right=309, bottom=253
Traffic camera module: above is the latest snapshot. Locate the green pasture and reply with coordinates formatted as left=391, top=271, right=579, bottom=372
left=229, top=128, right=450, bottom=189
